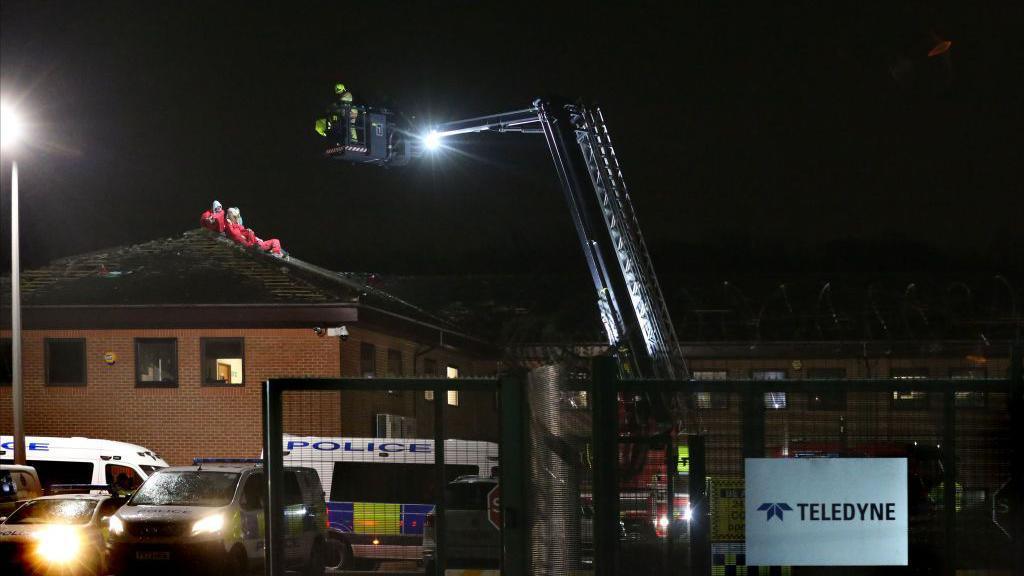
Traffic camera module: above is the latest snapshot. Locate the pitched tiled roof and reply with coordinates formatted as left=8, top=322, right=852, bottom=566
left=5, top=230, right=458, bottom=333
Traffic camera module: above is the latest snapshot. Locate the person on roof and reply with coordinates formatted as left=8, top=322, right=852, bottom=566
left=225, top=207, right=286, bottom=257
left=225, top=207, right=256, bottom=246
left=314, top=82, right=359, bottom=144
left=200, top=200, right=226, bottom=234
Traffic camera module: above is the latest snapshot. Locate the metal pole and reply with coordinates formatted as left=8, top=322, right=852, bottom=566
left=942, top=385, right=956, bottom=576
left=11, top=161, right=25, bottom=465
left=688, top=435, right=709, bottom=576
left=262, top=380, right=284, bottom=576
left=1009, top=344, right=1023, bottom=576
left=499, top=371, right=526, bottom=576
left=591, top=356, right=619, bottom=576
left=433, top=380, right=447, bottom=575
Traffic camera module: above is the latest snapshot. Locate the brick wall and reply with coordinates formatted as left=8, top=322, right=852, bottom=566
left=0, top=326, right=499, bottom=465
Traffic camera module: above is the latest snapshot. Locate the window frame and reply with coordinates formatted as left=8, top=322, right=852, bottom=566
left=0, top=338, right=11, bottom=386
left=692, top=370, right=729, bottom=409
left=752, top=370, right=787, bottom=410
left=950, top=367, right=987, bottom=408
left=45, top=338, right=87, bottom=387
left=387, top=348, right=404, bottom=377
left=806, top=368, right=847, bottom=411
left=360, top=342, right=376, bottom=378
left=200, top=337, right=245, bottom=387
left=446, top=365, right=460, bottom=406
left=890, top=367, right=930, bottom=410
left=134, top=338, right=179, bottom=388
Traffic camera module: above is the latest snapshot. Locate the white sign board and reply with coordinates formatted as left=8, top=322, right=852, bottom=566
left=745, top=458, right=907, bottom=566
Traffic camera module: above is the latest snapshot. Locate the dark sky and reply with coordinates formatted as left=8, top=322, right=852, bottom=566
left=2, top=1, right=1021, bottom=277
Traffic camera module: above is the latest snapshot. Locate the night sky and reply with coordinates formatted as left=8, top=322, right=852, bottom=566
left=2, top=1, right=1021, bottom=279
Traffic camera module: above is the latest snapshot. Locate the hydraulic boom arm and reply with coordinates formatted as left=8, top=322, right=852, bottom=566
left=427, top=99, right=688, bottom=380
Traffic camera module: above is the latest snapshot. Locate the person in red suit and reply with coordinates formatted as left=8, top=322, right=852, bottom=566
left=200, top=200, right=226, bottom=234
left=225, top=207, right=286, bottom=257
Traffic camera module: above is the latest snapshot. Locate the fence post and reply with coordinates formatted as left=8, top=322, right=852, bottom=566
left=1011, top=344, right=1023, bottom=576
left=500, top=371, right=527, bottom=576
left=433, top=380, right=447, bottom=575
left=688, top=434, right=709, bottom=576
left=592, top=356, right=620, bottom=576
left=742, top=389, right=765, bottom=459
left=942, top=383, right=956, bottom=576
left=262, top=380, right=284, bottom=576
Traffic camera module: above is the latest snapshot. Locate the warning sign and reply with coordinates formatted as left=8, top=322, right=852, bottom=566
left=710, top=477, right=745, bottom=541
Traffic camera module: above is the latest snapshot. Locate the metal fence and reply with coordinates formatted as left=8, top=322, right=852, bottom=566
left=589, top=349, right=1022, bottom=576
left=262, top=349, right=1021, bottom=576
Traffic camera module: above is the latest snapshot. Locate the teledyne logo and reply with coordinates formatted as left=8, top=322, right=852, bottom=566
left=757, top=502, right=792, bottom=521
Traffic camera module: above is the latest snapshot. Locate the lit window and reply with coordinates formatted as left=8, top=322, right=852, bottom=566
left=446, top=366, right=459, bottom=406
left=201, top=338, right=244, bottom=385
left=753, top=370, right=786, bottom=409
left=951, top=368, right=986, bottom=407
left=693, top=370, right=728, bottom=409
left=891, top=368, right=929, bottom=409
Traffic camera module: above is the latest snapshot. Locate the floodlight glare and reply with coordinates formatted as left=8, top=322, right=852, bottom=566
left=1, top=103, right=24, bottom=149
left=423, top=130, right=442, bottom=151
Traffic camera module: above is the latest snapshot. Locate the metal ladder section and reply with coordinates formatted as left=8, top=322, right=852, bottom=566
left=571, top=104, right=689, bottom=380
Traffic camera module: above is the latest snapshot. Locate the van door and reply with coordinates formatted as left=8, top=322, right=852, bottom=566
left=283, top=471, right=305, bottom=566
left=104, top=463, right=144, bottom=495
left=240, top=472, right=267, bottom=566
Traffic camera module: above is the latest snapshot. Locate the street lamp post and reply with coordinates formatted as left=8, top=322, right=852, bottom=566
left=2, top=102, right=26, bottom=465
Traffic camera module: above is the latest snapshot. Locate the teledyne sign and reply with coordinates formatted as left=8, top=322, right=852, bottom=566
left=745, top=458, right=908, bottom=566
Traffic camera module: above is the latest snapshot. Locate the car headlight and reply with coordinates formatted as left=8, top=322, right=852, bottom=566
left=34, top=525, right=82, bottom=564
left=191, top=513, right=225, bottom=536
left=108, top=515, right=125, bottom=536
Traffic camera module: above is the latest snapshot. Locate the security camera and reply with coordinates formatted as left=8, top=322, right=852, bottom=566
left=326, top=326, right=349, bottom=340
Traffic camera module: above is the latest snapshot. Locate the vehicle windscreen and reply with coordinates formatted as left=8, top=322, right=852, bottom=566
left=5, top=499, right=97, bottom=525
left=129, top=471, right=239, bottom=507
left=140, top=465, right=165, bottom=476
left=445, top=482, right=495, bottom=511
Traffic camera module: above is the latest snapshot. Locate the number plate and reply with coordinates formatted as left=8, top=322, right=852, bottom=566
left=136, top=551, right=171, bottom=560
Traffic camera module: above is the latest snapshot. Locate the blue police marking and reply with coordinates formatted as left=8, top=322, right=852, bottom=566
left=1, top=441, right=49, bottom=451
left=285, top=440, right=433, bottom=454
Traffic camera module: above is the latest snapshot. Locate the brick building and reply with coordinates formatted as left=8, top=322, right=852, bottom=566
left=1, top=230, right=499, bottom=465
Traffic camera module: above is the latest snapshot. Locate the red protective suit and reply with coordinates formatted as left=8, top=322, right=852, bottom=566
left=225, top=221, right=256, bottom=247
left=255, top=237, right=283, bottom=255
left=200, top=209, right=226, bottom=234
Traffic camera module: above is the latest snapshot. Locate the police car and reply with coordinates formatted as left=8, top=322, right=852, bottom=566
left=0, top=484, right=129, bottom=576
left=107, top=459, right=327, bottom=576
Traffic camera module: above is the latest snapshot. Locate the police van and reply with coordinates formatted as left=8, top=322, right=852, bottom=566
left=0, top=436, right=168, bottom=493
left=280, top=435, right=498, bottom=570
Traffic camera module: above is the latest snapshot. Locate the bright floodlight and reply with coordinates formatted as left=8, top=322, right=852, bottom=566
left=1, top=103, right=24, bottom=149
left=423, top=130, right=442, bottom=151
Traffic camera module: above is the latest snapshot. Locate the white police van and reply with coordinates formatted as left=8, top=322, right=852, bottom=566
left=280, top=435, right=498, bottom=570
left=0, top=436, right=168, bottom=493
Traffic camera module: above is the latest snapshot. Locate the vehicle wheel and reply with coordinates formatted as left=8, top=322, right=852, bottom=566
left=304, top=540, right=325, bottom=576
left=229, top=546, right=249, bottom=576
left=324, top=539, right=353, bottom=571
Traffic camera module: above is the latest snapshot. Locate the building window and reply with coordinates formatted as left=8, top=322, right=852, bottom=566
left=753, top=370, right=786, bottom=409
left=46, top=338, right=87, bottom=386
left=692, top=370, right=728, bottom=409
left=950, top=368, right=986, bottom=408
left=201, top=338, right=244, bottom=386
left=446, top=365, right=460, bottom=406
left=360, top=343, right=376, bottom=378
left=891, top=368, right=929, bottom=409
left=807, top=368, right=846, bottom=410
left=135, top=339, right=178, bottom=388
left=424, top=358, right=439, bottom=400
left=0, top=339, right=11, bottom=386
left=387, top=349, right=404, bottom=377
